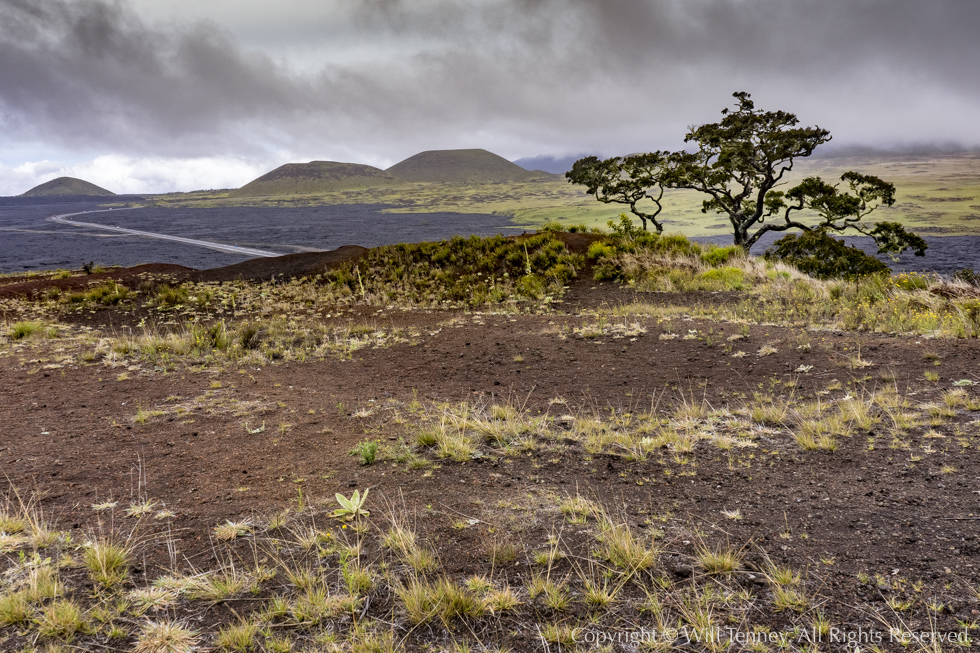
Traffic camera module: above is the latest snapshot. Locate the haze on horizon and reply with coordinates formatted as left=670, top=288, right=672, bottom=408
left=1, top=0, right=978, bottom=195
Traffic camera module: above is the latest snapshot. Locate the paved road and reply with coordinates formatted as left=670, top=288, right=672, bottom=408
left=48, top=208, right=283, bottom=258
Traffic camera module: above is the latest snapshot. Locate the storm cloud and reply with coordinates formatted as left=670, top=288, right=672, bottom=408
left=1, top=0, right=978, bottom=192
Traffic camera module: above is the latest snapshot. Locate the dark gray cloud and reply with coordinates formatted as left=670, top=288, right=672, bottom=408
left=1, top=0, right=978, bottom=170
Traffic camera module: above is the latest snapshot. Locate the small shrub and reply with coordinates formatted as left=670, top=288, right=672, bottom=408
left=764, top=230, right=888, bottom=280
left=350, top=440, right=378, bottom=465
left=952, top=268, right=980, bottom=287
left=156, top=285, right=190, bottom=308
left=701, top=244, right=742, bottom=267
left=190, top=322, right=230, bottom=353
left=87, top=282, right=130, bottom=305
left=587, top=241, right=616, bottom=260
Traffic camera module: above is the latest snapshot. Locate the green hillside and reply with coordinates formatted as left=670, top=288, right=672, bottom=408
left=231, top=161, right=406, bottom=197
left=386, top=149, right=551, bottom=183
left=21, top=176, right=115, bottom=197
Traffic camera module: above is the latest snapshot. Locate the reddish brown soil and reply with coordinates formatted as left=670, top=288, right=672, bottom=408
left=2, top=244, right=980, bottom=642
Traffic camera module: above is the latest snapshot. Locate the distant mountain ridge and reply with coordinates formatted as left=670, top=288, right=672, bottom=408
left=231, top=161, right=406, bottom=197
left=513, top=154, right=595, bottom=175
left=386, top=149, right=549, bottom=183
left=21, top=177, right=115, bottom=197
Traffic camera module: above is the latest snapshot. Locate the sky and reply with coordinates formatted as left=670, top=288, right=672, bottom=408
left=1, top=0, right=978, bottom=195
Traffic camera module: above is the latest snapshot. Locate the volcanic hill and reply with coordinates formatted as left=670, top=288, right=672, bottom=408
left=386, top=148, right=551, bottom=183
left=21, top=176, right=115, bottom=197
left=231, top=161, right=406, bottom=197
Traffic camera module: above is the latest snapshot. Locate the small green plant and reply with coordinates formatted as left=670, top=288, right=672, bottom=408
left=331, top=489, right=370, bottom=521
left=350, top=440, right=379, bottom=466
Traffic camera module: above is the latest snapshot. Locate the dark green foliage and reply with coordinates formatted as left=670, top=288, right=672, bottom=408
left=322, top=232, right=583, bottom=306
left=867, top=222, right=927, bottom=258
left=238, top=323, right=262, bottom=350
left=764, top=231, right=889, bottom=280
left=952, top=269, right=980, bottom=287
left=566, top=153, right=671, bottom=232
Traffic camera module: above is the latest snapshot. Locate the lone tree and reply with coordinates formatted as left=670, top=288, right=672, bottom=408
left=566, top=152, right=672, bottom=233
left=567, top=92, right=926, bottom=258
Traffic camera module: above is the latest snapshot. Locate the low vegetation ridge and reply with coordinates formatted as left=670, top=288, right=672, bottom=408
left=231, top=161, right=407, bottom=197
left=20, top=176, right=115, bottom=197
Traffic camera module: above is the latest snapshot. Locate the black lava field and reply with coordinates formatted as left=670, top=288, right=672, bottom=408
left=0, top=198, right=518, bottom=274
left=0, top=196, right=976, bottom=275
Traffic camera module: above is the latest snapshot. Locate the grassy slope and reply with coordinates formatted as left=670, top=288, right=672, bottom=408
left=151, top=153, right=980, bottom=238
left=385, top=148, right=549, bottom=183
left=21, top=177, right=115, bottom=197
left=230, top=162, right=406, bottom=197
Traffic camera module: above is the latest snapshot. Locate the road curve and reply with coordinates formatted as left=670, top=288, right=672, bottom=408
left=48, top=209, right=283, bottom=258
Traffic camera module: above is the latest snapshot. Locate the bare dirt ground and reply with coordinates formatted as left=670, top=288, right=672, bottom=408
left=2, top=256, right=980, bottom=650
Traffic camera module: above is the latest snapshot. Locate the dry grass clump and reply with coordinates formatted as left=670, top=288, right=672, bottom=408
left=134, top=619, right=200, bottom=653
left=695, top=543, right=743, bottom=575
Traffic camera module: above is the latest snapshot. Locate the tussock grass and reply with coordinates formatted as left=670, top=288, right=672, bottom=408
left=558, top=493, right=600, bottom=524
left=595, top=516, right=658, bottom=573
left=36, top=598, right=87, bottom=640
left=83, top=537, right=132, bottom=589
left=186, top=565, right=255, bottom=601
left=0, top=591, right=32, bottom=625
left=215, top=619, right=261, bottom=652
left=695, top=543, right=743, bottom=575
left=9, top=320, right=52, bottom=340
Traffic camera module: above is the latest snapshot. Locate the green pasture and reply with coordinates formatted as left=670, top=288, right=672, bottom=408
left=150, top=153, right=980, bottom=238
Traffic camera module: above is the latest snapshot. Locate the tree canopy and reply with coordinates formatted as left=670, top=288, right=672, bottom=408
left=567, top=92, right=926, bottom=258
